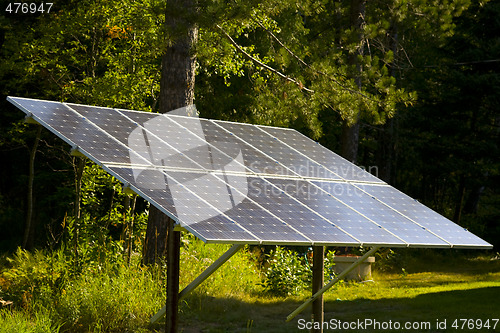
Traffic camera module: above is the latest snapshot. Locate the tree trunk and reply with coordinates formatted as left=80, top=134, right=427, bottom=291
left=341, top=122, right=360, bottom=163
left=376, top=24, right=399, bottom=184
left=142, top=0, right=198, bottom=265
left=23, top=125, right=42, bottom=250
left=340, top=0, right=365, bottom=162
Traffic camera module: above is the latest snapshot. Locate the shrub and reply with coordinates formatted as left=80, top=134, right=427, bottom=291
left=260, top=247, right=336, bottom=297
left=0, top=248, right=70, bottom=308
left=55, top=264, right=164, bottom=332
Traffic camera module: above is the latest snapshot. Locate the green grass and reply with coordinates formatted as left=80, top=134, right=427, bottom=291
left=169, top=249, right=500, bottom=333
left=0, top=308, right=61, bottom=333
left=1, top=240, right=499, bottom=332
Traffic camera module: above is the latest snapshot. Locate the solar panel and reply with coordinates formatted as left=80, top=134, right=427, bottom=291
left=170, top=116, right=296, bottom=176
left=313, top=181, right=450, bottom=247
left=214, top=120, right=341, bottom=180
left=264, top=177, right=407, bottom=247
left=258, top=125, right=383, bottom=183
left=242, top=176, right=361, bottom=246
left=8, top=96, right=492, bottom=249
left=360, top=184, right=490, bottom=248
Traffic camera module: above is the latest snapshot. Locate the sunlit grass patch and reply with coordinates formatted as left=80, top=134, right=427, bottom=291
left=0, top=308, right=61, bottom=333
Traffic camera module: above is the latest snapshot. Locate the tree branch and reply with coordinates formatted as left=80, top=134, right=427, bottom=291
left=254, top=20, right=380, bottom=104
left=216, top=24, right=314, bottom=93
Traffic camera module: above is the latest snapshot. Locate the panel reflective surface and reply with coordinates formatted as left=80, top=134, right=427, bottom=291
left=214, top=120, right=341, bottom=180
left=170, top=116, right=295, bottom=176
left=361, top=184, right=491, bottom=248
left=258, top=126, right=383, bottom=183
left=8, top=96, right=492, bottom=249
left=264, top=178, right=407, bottom=247
left=243, top=176, right=360, bottom=246
left=313, top=181, right=450, bottom=247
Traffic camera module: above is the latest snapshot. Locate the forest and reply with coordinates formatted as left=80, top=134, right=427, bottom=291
left=0, top=0, right=499, bottom=332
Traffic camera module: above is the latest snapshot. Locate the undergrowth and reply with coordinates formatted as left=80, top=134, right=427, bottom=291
left=1, top=238, right=497, bottom=332
left=0, top=234, right=264, bottom=332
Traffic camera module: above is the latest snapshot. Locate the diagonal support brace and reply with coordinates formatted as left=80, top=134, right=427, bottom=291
left=286, top=246, right=381, bottom=322
left=150, top=243, right=244, bottom=324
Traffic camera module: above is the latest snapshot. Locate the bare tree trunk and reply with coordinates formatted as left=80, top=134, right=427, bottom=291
left=377, top=24, right=398, bottom=183
left=340, top=0, right=365, bottom=162
left=453, top=174, right=466, bottom=223
left=23, top=125, right=42, bottom=250
left=341, top=122, right=360, bottom=162
left=73, top=156, right=85, bottom=265
left=142, top=0, right=198, bottom=265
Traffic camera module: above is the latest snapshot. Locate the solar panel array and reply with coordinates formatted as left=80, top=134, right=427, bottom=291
left=8, top=96, right=492, bottom=249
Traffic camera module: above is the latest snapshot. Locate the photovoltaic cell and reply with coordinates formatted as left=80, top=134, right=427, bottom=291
left=186, top=217, right=259, bottom=243
left=265, top=177, right=407, bottom=247
left=162, top=170, right=310, bottom=244
left=243, top=176, right=360, bottom=246
left=68, top=103, right=138, bottom=146
left=214, top=120, right=341, bottom=180
left=13, top=98, right=132, bottom=164
left=106, top=166, right=176, bottom=216
left=169, top=115, right=294, bottom=176
left=361, top=184, right=491, bottom=248
left=258, top=126, right=383, bottom=183
left=313, top=181, right=450, bottom=247
left=121, top=110, right=213, bottom=171
left=8, top=96, right=492, bottom=249
left=68, top=104, right=205, bottom=173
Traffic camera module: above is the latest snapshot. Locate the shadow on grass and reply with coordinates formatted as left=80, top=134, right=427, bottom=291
left=152, top=286, right=500, bottom=332
left=387, top=249, right=500, bottom=276
left=325, top=286, right=500, bottom=332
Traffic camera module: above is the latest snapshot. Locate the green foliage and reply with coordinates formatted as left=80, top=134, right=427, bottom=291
left=0, top=235, right=263, bottom=332
left=260, top=247, right=309, bottom=296
left=0, top=247, right=165, bottom=332
left=395, top=0, right=500, bottom=246
left=260, top=247, right=336, bottom=296
left=61, top=163, right=149, bottom=267
left=0, top=309, right=61, bottom=333
left=1, top=248, right=71, bottom=307
left=6, top=0, right=165, bottom=109
left=55, top=264, right=163, bottom=332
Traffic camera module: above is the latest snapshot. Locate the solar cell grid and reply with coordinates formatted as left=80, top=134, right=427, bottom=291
left=106, top=165, right=176, bottom=214
left=13, top=99, right=136, bottom=164
left=7, top=96, right=493, bottom=249
left=313, top=181, right=450, bottom=247
left=214, top=120, right=341, bottom=180
left=361, top=184, right=491, bottom=248
left=169, top=116, right=295, bottom=176
left=264, top=177, right=407, bottom=247
left=243, top=176, right=360, bottom=246
left=258, top=125, right=383, bottom=183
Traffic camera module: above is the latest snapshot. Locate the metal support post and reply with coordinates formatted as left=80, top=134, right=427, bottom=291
left=287, top=246, right=381, bottom=322
left=165, top=218, right=180, bottom=333
left=151, top=243, right=244, bottom=324
left=312, top=246, right=324, bottom=333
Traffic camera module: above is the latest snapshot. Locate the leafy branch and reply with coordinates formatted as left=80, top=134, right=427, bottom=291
left=253, top=20, right=379, bottom=104
left=216, top=24, right=314, bottom=93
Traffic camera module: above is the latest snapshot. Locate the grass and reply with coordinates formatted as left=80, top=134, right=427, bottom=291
left=173, top=272, right=500, bottom=332
left=167, top=249, right=500, bottom=332
left=1, top=239, right=499, bottom=332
